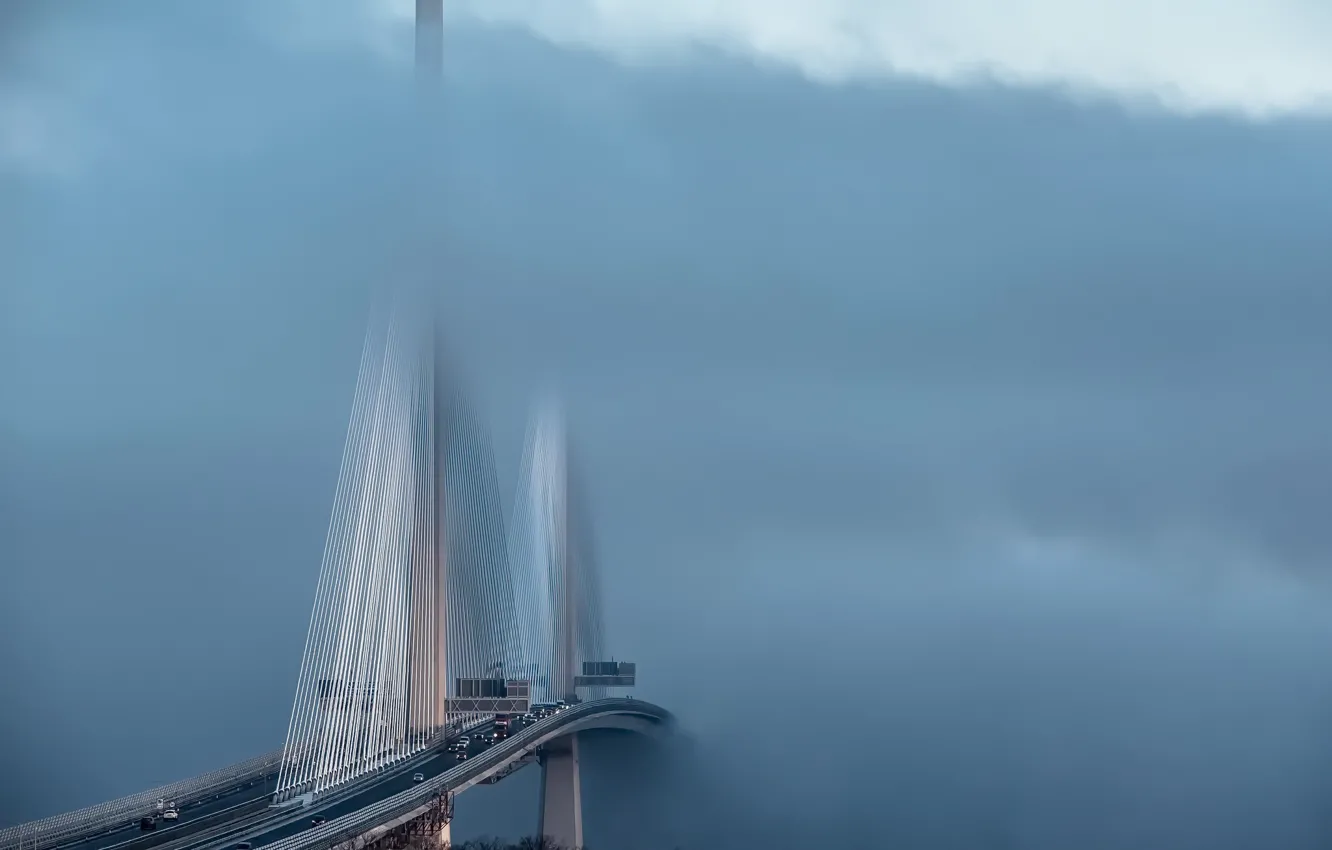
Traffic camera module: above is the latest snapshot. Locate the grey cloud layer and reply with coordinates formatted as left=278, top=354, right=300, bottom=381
left=6, top=6, right=1332, bottom=845
left=376, top=0, right=1332, bottom=117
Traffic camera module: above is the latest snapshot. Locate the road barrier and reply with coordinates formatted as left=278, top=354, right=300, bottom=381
left=0, top=749, right=285, bottom=850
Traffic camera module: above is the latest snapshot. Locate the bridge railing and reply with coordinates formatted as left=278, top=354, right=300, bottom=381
left=0, top=747, right=285, bottom=850
left=263, top=699, right=669, bottom=850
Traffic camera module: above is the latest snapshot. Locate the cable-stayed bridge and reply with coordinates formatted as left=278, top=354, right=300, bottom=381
left=2, top=5, right=670, bottom=848
left=1, top=302, right=672, bottom=850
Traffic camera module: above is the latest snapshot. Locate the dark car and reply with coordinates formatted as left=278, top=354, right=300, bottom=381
left=235, top=842, right=253, bottom=850
left=139, top=818, right=156, bottom=832
left=310, top=816, right=327, bottom=827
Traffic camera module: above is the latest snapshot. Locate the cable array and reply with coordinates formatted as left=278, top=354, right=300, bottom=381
left=507, top=400, right=608, bottom=703
left=435, top=362, right=520, bottom=725
left=276, top=303, right=441, bottom=801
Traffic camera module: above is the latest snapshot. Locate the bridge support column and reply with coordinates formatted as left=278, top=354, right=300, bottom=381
left=437, top=822, right=451, bottom=848
left=537, top=734, right=583, bottom=849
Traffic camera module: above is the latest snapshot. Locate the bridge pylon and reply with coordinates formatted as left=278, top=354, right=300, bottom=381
left=508, top=398, right=609, bottom=706
left=509, top=399, right=619, bottom=847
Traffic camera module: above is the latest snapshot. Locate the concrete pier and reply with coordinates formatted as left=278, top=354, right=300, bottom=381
left=537, top=735, right=582, bottom=849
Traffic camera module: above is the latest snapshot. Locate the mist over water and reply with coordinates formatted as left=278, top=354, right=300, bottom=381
left=454, top=547, right=1332, bottom=849
left=6, top=4, right=1332, bottom=849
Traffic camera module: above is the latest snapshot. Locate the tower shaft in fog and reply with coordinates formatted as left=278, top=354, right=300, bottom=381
left=416, top=0, right=443, bottom=86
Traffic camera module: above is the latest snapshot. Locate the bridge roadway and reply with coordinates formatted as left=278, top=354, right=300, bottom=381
left=236, top=698, right=672, bottom=850
left=58, top=773, right=278, bottom=850
left=40, top=699, right=669, bottom=850
left=233, top=730, right=503, bottom=848
left=55, top=722, right=498, bottom=850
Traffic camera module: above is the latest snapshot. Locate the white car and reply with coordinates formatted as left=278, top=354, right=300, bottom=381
left=162, top=810, right=178, bottom=822
left=412, top=773, right=425, bottom=783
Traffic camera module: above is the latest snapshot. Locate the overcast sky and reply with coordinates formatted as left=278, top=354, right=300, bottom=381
left=5, top=2, right=1332, bottom=847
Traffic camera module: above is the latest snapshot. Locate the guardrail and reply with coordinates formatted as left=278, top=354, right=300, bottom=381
left=259, top=699, right=670, bottom=850
left=0, top=749, right=286, bottom=850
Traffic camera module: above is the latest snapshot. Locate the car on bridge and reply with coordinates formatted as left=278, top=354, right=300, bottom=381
left=412, top=772, right=425, bottom=783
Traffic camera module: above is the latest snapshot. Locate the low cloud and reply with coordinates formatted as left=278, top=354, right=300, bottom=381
left=0, top=3, right=80, bottom=178
left=0, top=90, right=84, bottom=179
left=375, top=0, right=1332, bottom=118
